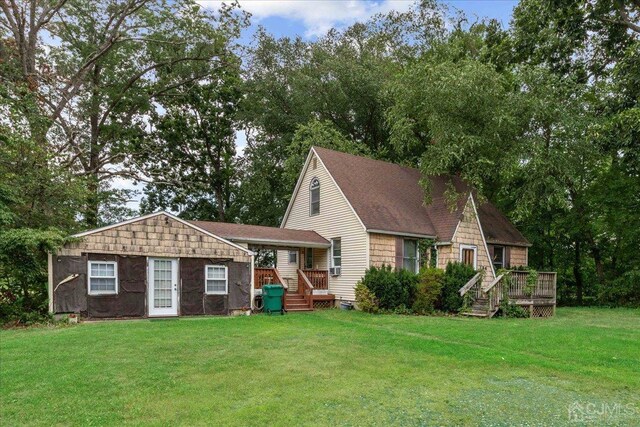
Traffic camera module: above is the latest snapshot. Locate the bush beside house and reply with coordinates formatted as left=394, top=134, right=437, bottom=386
left=355, top=262, right=477, bottom=315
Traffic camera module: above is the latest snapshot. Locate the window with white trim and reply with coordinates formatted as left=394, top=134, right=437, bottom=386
left=403, top=239, right=419, bottom=273
left=331, top=238, right=341, bottom=268
left=310, top=177, right=320, bottom=215
left=492, top=246, right=504, bottom=271
left=88, top=261, right=118, bottom=295
left=288, top=251, right=298, bottom=264
left=205, top=265, right=228, bottom=294
left=460, top=244, right=477, bottom=269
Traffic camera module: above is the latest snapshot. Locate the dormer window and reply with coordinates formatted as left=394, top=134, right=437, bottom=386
left=310, top=177, right=320, bottom=215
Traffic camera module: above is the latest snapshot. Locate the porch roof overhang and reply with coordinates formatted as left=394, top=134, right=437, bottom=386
left=188, top=220, right=330, bottom=249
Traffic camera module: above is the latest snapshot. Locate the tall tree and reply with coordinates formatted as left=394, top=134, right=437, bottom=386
left=138, top=39, right=245, bottom=221
left=1, top=0, right=245, bottom=226
left=238, top=1, right=450, bottom=225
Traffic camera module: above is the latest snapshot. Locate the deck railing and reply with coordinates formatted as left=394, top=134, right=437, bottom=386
left=254, top=268, right=276, bottom=289
left=254, top=267, right=288, bottom=310
left=301, top=269, right=328, bottom=290
left=508, top=271, right=556, bottom=299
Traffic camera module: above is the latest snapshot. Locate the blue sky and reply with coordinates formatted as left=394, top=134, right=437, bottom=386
left=200, top=1, right=519, bottom=40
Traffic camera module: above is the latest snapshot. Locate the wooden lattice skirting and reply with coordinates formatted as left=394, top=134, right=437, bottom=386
left=531, top=305, right=555, bottom=318
left=313, top=300, right=334, bottom=310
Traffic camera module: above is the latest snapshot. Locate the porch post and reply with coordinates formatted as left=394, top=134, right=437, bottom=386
left=250, top=253, right=255, bottom=311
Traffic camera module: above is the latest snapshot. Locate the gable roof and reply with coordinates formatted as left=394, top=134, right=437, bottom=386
left=312, top=147, right=529, bottom=246
left=189, top=221, right=330, bottom=248
left=70, top=211, right=254, bottom=255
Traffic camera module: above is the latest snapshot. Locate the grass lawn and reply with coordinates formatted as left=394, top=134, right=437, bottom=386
left=1, top=308, right=639, bottom=426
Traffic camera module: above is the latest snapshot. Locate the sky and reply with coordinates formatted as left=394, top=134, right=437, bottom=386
left=116, top=0, right=519, bottom=209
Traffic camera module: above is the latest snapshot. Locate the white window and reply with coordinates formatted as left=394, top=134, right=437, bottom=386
left=288, top=251, right=298, bottom=264
left=205, top=265, right=228, bottom=295
left=331, top=238, right=341, bottom=268
left=460, top=244, right=478, bottom=269
left=310, top=177, right=320, bottom=215
left=88, top=261, right=118, bottom=295
left=492, top=246, right=504, bottom=270
left=403, top=239, right=419, bottom=273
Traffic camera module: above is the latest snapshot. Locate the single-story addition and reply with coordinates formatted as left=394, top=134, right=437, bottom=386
left=48, top=212, right=332, bottom=318
left=50, top=146, right=555, bottom=319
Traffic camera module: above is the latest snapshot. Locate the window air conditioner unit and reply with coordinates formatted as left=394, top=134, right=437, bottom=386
left=330, top=267, right=341, bottom=276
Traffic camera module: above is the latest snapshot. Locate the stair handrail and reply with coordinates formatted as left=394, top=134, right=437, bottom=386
left=483, top=273, right=505, bottom=316
left=482, top=273, right=504, bottom=293
left=272, top=268, right=288, bottom=292
left=459, top=272, right=482, bottom=296
left=297, top=269, right=314, bottom=308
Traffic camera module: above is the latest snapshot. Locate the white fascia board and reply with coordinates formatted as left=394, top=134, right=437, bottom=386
left=71, top=211, right=254, bottom=256
left=468, top=194, right=496, bottom=278
left=281, top=149, right=315, bottom=228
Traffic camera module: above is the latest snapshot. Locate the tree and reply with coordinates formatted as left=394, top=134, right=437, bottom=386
left=238, top=1, right=450, bottom=226
left=138, top=41, right=244, bottom=222
left=1, top=0, right=247, bottom=226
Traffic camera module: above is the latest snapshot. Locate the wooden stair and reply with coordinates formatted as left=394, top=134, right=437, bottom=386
left=462, top=298, right=493, bottom=318
left=284, top=293, right=313, bottom=312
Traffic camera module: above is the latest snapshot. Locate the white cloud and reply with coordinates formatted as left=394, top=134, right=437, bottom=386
left=199, top=0, right=414, bottom=37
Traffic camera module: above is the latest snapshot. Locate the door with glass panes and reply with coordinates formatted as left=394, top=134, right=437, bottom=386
left=148, top=258, right=178, bottom=316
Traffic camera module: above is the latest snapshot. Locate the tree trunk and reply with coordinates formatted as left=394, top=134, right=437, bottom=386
left=586, top=234, right=606, bottom=287
left=573, top=240, right=583, bottom=305
left=85, top=64, right=102, bottom=228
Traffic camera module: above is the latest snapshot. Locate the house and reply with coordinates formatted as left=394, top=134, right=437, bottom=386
left=49, top=147, right=552, bottom=319
left=275, top=147, right=530, bottom=301
left=48, top=213, right=331, bottom=317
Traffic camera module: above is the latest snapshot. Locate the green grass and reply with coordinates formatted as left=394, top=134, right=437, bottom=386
left=2, top=308, right=639, bottom=426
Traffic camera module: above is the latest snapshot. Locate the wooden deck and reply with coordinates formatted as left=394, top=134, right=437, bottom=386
left=253, top=267, right=334, bottom=311
left=460, top=270, right=557, bottom=318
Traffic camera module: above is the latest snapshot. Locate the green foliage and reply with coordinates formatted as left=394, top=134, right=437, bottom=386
left=499, top=301, right=530, bottom=318
left=441, top=262, right=476, bottom=313
left=139, top=36, right=244, bottom=222
left=358, top=265, right=417, bottom=311
left=412, top=268, right=444, bottom=314
left=598, top=270, right=640, bottom=308
left=283, top=120, right=370, bottom=187
left=0, top=127, right=84, bottom=324
left=358, top=263, right=482, bottom=315
left=387, top=58, right=520, bottom=194
left=354, top=281, right=379, bottom=314
left=0, top=228, right=67, bottom=324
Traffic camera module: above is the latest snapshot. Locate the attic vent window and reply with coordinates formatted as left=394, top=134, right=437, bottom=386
left=310, top=177, right=320, bottom=216
left=312, top=157, right=317, bottom=170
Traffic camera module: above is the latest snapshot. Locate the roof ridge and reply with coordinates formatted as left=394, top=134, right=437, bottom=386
left=312, top=146, right=421, bottom=174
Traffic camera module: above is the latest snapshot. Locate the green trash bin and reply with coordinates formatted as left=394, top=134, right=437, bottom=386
left=262, top=284, right=285, bottom=315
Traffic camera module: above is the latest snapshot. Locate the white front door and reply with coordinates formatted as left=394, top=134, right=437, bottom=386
left=148, top=258, right=179, bottom=317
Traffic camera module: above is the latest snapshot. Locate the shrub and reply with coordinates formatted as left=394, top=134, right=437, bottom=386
left=0, top=228, right=66, bottom=325
left=355, top=281, right=379, bottom=313
left=360, top=265, right=415, bottom=310
left=440, top=262, right=477, bottom=312
left=598, top=270, right=640, bottom=307
left=395, top=268, right=419, bottom=307
left=499, top=301, right=529, bottom=318
left=413, top=268, right=444, bottom=314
